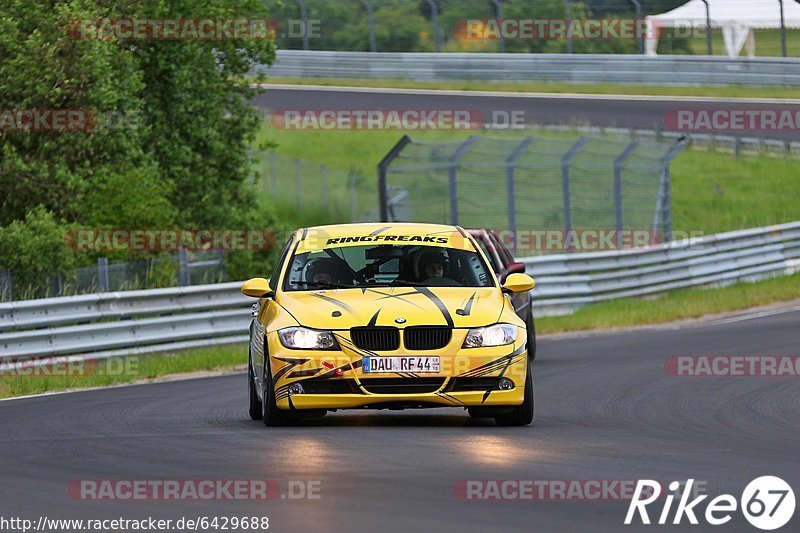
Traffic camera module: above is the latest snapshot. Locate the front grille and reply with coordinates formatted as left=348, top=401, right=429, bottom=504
left=360, top=378, right=446, bottom=394
left=404, top=326, right=452, bottom=350
left=448, top=377, right=500, bottom=392
left=350, top=327, right=400, bottom=351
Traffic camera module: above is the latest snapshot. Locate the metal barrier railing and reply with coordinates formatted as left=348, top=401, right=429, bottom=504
left=1, top=221, right=798, bottom=362
left=254, top=50, right=800, bottom=87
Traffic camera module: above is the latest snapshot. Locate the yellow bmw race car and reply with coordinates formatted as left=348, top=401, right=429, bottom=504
left=241, top=222, right=536, bottom=426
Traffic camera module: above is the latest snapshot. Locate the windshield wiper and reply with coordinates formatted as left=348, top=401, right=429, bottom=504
left=290, top=280, right=358, bottom=289
left=389, top=280, right=428, bottom=286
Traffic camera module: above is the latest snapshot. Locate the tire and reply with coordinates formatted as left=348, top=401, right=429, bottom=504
left=248, top=350, right=263, bottom=421
left=495, top=361, right=534, bottom=427
left=261, top=353, right=292, bottom=427
left=525, top=306, right=537, bottom=362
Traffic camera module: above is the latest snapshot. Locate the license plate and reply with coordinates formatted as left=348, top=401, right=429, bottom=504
left=362, top=356, right=440, bottom=373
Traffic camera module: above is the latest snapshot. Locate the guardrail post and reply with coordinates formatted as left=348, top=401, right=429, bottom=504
left=377, top=135, right=413, bottom=222
left=448, top=136, right=479, bottom=226
left=97, top=257, right=109, bottom=292
left=614, top=141, right=640, bottom=248
left=561, top=136, right=590, bottom=251
left=506, top=137, right=534, bottom=253
left=178, top=248, right=189, bottom=287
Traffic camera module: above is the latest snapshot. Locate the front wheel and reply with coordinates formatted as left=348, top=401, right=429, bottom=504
left=526, top=306, right=537, bottom=361
left=495, top=362, right=534, bottom=427
left=248, top=352, right=262, bottom=421
left=262, top=356, right=292, bottom=427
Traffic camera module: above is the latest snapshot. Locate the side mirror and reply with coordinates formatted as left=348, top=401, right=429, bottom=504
left=502, top=273, right=535, bottom=294
left=241, top=277, right=274, bottom=298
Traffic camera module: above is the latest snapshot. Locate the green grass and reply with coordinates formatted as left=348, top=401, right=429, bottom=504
left=686, top=28, right=800, bottom=58
left=0, top=345, right=245, bottom=399
left=538, top=272, right=800, bottom=333
left=257, top=126, right=800, bottom=235
left=261, top=76, right=800, bottom=100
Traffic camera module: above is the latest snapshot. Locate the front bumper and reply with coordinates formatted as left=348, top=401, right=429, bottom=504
left=266, top=330, right=529, bottom=410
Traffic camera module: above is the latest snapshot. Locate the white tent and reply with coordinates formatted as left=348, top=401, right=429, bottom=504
left=645, top=0, right=800, bottom=57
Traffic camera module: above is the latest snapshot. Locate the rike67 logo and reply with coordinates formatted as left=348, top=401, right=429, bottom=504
left=625, top=477, right=795, bottom=530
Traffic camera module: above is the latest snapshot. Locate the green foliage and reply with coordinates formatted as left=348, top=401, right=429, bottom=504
left=0, top=0, right=280, bottom=296
left=260, top=0, right=641, bottom=53
left=0, top=207, right=75, bottom=287
left=222, top=201, right=292, bottom=281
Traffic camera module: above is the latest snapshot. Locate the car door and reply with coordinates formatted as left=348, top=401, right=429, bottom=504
left=251, top=233, right=295, bottom=388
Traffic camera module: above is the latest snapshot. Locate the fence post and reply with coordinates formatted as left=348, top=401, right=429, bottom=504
left=506, top=137, right=534, bottom=254
left=270, top=152, right=277, bottom=194
left=655, top=136, right=689, bottom=242
left=448, top=136, right=479, bottom=226
left=349, top=167, right=358, bottom=222
left=561, top=136, right=590, bottom=252
left=98, top=257, right=109, bottom=292
left=178, top=248, right=189, bottom=287
left=377, top=135, right=413, bottom=222
left=321, top=165, right=329, bottom=210
left=614, top=141, right=640, bottom=248
left=294, top=159, right=302, bottom=211
left=5, top=270, right=12, bottom=301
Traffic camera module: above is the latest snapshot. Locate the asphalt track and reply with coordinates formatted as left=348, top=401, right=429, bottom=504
left=1, top=307, right=799, bottom=532
left=254, top=85, right=800, bottom=140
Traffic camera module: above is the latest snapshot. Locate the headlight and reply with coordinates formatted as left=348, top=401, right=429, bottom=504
left=278, top=327, right=339, bottom=350
left=462, top=324, right=518, bottom=348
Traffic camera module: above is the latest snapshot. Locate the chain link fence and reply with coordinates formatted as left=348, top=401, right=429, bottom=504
left=0, top=251, right=224, bottom=303
left=379, top=134, right=686, bottom=255
left=250, top=150, right=378, bottom=222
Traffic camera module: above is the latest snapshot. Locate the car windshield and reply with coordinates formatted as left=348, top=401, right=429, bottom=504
left=283, top=244, right=494, bottom=291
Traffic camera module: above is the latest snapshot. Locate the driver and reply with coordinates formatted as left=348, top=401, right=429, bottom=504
left=418, top=250, right=461, bottom=286
left=305, top=258, right=339, bottom=285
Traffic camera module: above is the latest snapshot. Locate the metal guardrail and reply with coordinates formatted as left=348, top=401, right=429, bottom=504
left=525, top=221, right=800, bottom=315
left=257, top=50, right=800, bottom=87
left=1, top=221, right=798, bottom=362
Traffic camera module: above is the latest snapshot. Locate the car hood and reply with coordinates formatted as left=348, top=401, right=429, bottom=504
left=276, top=286, right=506, bottom=330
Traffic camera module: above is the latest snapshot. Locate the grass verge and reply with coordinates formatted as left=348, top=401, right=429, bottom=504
left=0, top=344, right=245, bottom=400
left=261, top=77, right=800, bottom=100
